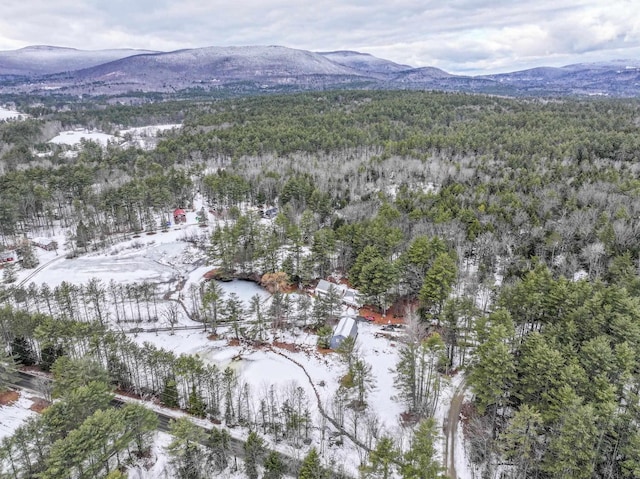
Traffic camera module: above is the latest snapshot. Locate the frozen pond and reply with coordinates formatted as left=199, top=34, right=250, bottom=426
left=214, top=279, right=271, bottom=305
left=27, top=241, right=191, bottom=287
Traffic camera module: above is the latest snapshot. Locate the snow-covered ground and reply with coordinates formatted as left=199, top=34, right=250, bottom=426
left=0, top=107, right=28, bottom=121
left=117, top=124, right=182, bottom=150
left=119, top=124, right=181, bottom=137
left=0, top=394, right=36, bottom=440
left=48, top=129, right=116, bottom=146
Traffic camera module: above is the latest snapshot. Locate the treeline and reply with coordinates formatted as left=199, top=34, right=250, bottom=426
left=0, top=306, right=315, bottom=442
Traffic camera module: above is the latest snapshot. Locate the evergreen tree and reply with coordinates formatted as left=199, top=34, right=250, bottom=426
left=51, top=356, right=110, bottom=398
left=264, top=450, right=286, bottom=479
left=39, top=344, right=64, bottom=372
left=167, top=417, right=208, bottom=479
left=2, top=263, right=16, bottom=284
left=364, top=436, right=397, bottom=479
left=542, top=399, right=598, bottom=479
left=468, top=314, right=515, bottom=417
left=419, top=252, right=457, bottom=316
left=244, top=431, right=265, bottom=479
left=207, top=428, right=231, bottom=471
left=10, top=337, right=36, bottom=366
left=161, top=377, right=180, bottom=408
left=75, top=220, right=91, bottom=252
left=20, top=241, right=39, bottom=269
left=0, top=349, right=17, bottom=392
left=298, top=447, right=325, bottom=479
left=401, top=419, right=445, bottom=479
left=500, top=405, right=543, bottom=478
left=188, top=385, right=207, bottom=418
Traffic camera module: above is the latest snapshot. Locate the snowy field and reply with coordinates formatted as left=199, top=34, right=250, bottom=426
left=47, top=124, right=182, bottom=149
left=117, top=124, right=182, bottom=150
left=0, top=107, right=27, bottom=121
left=48, top=129, right=116, bottom=146
left=0, top=394, right=36, bottom=440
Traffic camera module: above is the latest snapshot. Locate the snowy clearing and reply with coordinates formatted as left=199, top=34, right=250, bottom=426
left=0, top=107, right=28, bottom=121
left=48, top=129, right=116, bottom=146
left=0, top=394, right=37, bottom=440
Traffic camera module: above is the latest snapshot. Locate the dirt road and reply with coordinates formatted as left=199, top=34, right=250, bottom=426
left=444, top=379, right=466, bottom=478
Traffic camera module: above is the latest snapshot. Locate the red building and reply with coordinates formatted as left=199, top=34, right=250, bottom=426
left=173, top=208, right=187, bottom=224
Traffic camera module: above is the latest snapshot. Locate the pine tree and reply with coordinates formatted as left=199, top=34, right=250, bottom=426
left=500, top=404, right=543, bottom=479
left=298, top=447, right=325, bottom=479
left=468, top=317, right=515, bottom=417
left=542, top=398, right=598, bottom=479
left=162, top=377, right=180, bottom=408
left=419, top=252, right=457, bottom=316
left=264, top=450, right=286, bottom=479
left=167, top=417, right=208, bottom=479
left=188, top=385, right=207, bottom=418
left=0, top=349, right=17, bottom=392
left=244, top=431, right=265, bottom=479
left=207, top=428, right=231, bottom=471
left=51, top=356, right=110, bottom=398
left=401, top=419, right=445, bottom=479
left=20, top=241, right=39, bottom=269
left=365, top=436, right=397, bottom=479
left=2, top=263, right=16, bottom=284
left=10, top=336, right=36, bottom=366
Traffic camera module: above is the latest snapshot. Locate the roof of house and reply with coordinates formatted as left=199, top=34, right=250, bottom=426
left=33, top=237, right=56, bottom=245
left=315, top=279, right=346, bottom=296
left=343, top=288, right=360, bottom=306
left=333, top=316, right=357, bottom=338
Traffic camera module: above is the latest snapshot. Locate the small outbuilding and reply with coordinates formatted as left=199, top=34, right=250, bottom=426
left=173, top=208, right=187, bottom=224
left=32, top=238, right=58, bottom=251
left=330, top=316, right=358, bottom=349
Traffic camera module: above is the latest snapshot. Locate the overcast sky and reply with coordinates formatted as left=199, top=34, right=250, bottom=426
left=0, top=0, right=638, bottom=74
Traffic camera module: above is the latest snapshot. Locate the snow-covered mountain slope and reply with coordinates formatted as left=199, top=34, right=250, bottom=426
left=1, top=44, right=639, bottom=97
left=0, top=45, right=158, bottom=76
left=73, top=45, right=366, bottom=81
left=317, top=50, right=412, bottom=74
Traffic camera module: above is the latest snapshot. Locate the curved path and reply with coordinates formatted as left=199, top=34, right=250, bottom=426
left=267, top=345, right=371, bottom=454
left=18, top=255, right=66, bottom=286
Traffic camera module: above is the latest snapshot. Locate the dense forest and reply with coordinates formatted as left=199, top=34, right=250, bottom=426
left=1, top=90, right=640, bottom=478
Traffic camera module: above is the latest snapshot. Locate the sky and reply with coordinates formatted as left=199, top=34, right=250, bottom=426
left=0, top=0, right=638, bottom=75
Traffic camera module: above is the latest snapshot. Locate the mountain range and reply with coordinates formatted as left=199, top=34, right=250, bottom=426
left=0, top=45, right=639, bottom=97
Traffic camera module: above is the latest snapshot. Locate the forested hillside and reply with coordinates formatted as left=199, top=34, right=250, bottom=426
left=1, top=90, right=640, bottom=477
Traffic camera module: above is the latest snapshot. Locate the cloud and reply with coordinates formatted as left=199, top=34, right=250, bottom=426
left=0, top=0, right=637, bottom=74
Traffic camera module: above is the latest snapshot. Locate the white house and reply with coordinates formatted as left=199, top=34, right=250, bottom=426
left=315, top=279, right=346, bottom=298
left=330, top=316, right=358, bottom=349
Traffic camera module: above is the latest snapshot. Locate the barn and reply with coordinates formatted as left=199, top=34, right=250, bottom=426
left=330, top=316, right=358, bottom=349
left=173, top=208, right=187, bottom=224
